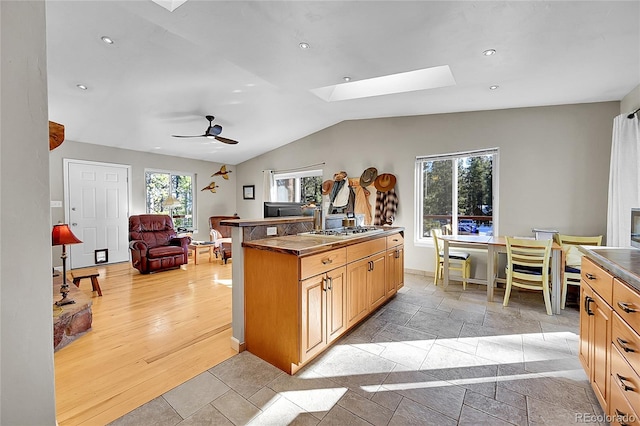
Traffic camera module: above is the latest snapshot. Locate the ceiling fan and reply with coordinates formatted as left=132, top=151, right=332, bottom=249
left=172, top=115, right=239, bottom=145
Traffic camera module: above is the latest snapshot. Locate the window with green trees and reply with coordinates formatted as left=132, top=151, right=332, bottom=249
left=416, top=148, right=498, bottom=242
left=274, top=169, right=322, bottom=204
left=145, top=169, right=195, bottom=229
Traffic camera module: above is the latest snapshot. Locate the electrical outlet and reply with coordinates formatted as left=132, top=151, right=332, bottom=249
left=267, top=227, right=277, bottom=236
left=50, top=200, right=62, bottom=208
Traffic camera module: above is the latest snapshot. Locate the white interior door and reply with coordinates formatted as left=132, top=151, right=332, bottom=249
left=65, top=160, right=130, bottom=269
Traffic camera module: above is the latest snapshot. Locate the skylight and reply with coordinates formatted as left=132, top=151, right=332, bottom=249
left=151, top=0, right=188, bottom=12
left=311, top=65, right=456, bottom=102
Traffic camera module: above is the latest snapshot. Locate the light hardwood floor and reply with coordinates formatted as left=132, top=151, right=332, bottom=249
left=54, top=256, right=236, bottom=425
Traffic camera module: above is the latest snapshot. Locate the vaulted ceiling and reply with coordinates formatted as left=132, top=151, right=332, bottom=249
left=46, top=1, right=639, bottom=164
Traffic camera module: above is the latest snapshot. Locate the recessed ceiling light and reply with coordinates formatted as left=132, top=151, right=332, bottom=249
left=489, top=85, right=499, bottom=90
left=101, top=36, right=114, bottom=44
left=483, top=49, right=496, bottom=56
left=299, top=42, right=310, bottom=50
left=76, top=84, right=88, bottom=90
left=343, top=77, right=352, bottom=82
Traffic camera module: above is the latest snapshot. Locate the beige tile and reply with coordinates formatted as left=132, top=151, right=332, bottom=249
left=370, top=388, right=403, bottom=411
left=108, top=396, right=181, bottom=426
left=389, top=398, right=457, bottom=426
left=458, top=405, right=515, bottom=426
left=377, top=341, right=429, bottom=370
left=209, top=351, right=283, bottom=398
left=163, top=372, right=230, bottom=419
left=463, top=390, right=527, bottom=425
left=212, top=390, right=261, bottom=425
left=248, top=386, right=281, bottom=411
left=317, top=405, right=372, bottom=425
left=337, top=390, right=393, bottom=425
left=178, top=404, right=233, bottom=426
left=247, top=396, right=310, bottom=426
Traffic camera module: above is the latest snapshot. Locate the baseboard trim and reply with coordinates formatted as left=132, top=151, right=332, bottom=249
left=230, top=336, right=246, bottom=353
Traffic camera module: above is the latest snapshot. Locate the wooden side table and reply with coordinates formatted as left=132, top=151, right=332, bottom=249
left=188, top=242, right=215, bottom=264
left=70, top=268, right=102, bottom=296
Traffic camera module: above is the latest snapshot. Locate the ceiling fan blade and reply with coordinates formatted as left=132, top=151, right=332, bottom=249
left=172, top=134, right=207, bottom=138
left=214, top=135, right=239, bottom=145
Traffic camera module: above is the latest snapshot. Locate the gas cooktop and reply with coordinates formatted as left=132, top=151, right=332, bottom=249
left=299, top=226, right=384, bottom=239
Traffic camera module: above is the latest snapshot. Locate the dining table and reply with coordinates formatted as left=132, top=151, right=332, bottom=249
left=440, top=235, right=563, bottom=314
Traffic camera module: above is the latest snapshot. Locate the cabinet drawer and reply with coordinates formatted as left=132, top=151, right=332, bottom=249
left=386, top=233, right=404, bottom=249
left=346, top=238, right=386, bottom=263
left=614, top=278, right=640, bottom=334
left=582, top=257, right=614, bottom=306
left=609, top=375, right=640, bottom=426
left=613, top=312, right=640, bottom=376
left=300, top=248, right=347, bottom=280
left=611, top=343, right=640, bottom=411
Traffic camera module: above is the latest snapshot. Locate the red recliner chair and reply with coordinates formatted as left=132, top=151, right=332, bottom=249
left=129, top=214, right=191, bottom=274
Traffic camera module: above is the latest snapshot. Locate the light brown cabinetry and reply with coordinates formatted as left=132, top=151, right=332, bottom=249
left=245, top=231, right=403, bottom=374
left=301, top=266, right=346, bottom=363
left=580, top=256, right=640, bottom=422
left=346, top=239, right=387, bottom=328
left=386, top=232, right=404, bottom=297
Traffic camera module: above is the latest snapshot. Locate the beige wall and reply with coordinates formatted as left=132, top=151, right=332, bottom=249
left=1, top=1, right=57, bottom=423
left=49, top=141, right=237, bottom=266
left=236, top=102, right=619, bottom=275
left=621, top=84, right=640, bottom=114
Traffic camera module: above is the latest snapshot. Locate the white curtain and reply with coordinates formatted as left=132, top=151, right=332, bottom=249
left=607, top=114, right=640, bottom=246
left=262, top=170, right=276, bottom=204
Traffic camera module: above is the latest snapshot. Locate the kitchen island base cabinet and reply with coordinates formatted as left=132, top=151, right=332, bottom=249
left=301, top=266, right=346, bottom=363
left=579, top=254, right=640, bottom=419
left=244, top=229, right=404, bottom=375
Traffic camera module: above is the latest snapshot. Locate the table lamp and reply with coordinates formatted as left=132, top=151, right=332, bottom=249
left=163, top=194, right=182, bottom=219
left=52, top=223, right=82, bottom=306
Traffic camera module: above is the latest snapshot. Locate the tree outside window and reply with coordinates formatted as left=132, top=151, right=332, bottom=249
left=274, top=170, right=322, bottom=204
left=416, top=149, right=497, bottom=242
left=145, top=170, right=195, bottom=229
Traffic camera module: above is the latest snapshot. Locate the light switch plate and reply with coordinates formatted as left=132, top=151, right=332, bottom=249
left=267, top=227, right=277, bottom=236
left=51, top=200, right=62, bottom=208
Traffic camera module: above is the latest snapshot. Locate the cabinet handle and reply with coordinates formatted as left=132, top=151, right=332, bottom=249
left=585, top=273, right=596, bottom=280
left=615, top=409, right=631, bottom=426
left=321, top=258, right=333, bottom=265
left=618, top=301, right=638, bottom=314
left=321, top=277, right=327, bottom=292
left=584, top=296, right=594, bottom=316
left=395, top=250, right=400, bottom=259
left=616, top=337, right=636, bottom=353
left=392, top=239, right=399, bottom=242
left=327, top=276, right=333, bottom=291
left=616, top=373, right=635, bottom=392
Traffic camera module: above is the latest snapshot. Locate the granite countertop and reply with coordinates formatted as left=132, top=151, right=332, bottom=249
left=220, top=216, right=313, bottom=227
left=242, top=226, right=404, bottom=256
left=580, top=246, right=640, bottom=292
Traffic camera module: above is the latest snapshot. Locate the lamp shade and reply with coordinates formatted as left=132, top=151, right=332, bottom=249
left=163, top=195, right=182, bottom=209
left=52, top=224, right=82, bottom=246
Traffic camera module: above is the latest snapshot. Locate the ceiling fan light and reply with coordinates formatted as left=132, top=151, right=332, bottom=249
left=206, top=135, right=215, bottom=140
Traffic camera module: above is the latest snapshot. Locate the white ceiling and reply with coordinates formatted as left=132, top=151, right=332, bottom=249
left=45, top=1, right=640, bottom=165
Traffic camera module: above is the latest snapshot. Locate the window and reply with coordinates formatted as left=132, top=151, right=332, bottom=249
left=415, top=148, right=498, bottom=243
left=145, top=169, right=195, bottom=229
left=274, top=169, right=323, bottom=204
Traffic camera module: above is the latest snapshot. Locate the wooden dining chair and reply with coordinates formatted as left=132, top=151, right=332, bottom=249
left=503, top=237, right=553, bottom=315
left=432, top=229, right=471, bottom=289
left=554, top=234, right=603, bottom=309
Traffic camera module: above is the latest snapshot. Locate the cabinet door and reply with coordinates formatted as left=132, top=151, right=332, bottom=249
left=300, top=274, right=326, bottom=362
left=394, top=247, right=404, bottom=290
left=369, top=252, right=387, bottom=311
left=347, top=258, right=370, bottom=328
left=591, top=290, right=612, bottom=410
left=579, top=284, right=593, bottom=373
left=386, top=249, right=397, bottom=297
left=327, top=267, right=347, bottom=344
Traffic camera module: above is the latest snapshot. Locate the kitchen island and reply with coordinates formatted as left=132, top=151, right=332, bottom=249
left=243, top=226, right=404, bottom=374
left=578, top=247, right=640, bottom=421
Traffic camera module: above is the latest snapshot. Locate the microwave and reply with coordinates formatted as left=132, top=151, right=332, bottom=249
left=632, top=208, right=640, bottom=248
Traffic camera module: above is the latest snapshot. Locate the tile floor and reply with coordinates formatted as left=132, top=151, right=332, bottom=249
left=109, top=274, right=605, bottom=426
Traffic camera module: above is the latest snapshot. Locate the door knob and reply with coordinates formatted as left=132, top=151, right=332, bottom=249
left=72, top=223, right=77, bottom=226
